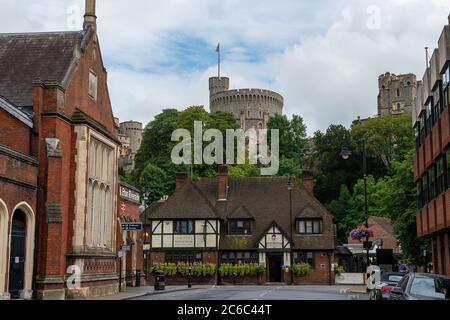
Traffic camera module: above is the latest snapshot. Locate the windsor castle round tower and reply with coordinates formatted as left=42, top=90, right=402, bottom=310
left=209, top=76, right=284, bottom=131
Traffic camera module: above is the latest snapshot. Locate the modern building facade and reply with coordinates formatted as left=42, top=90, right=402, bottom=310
left=0, top=0, right=135, bottom=299
left=413, top=16, right=450, bottom=276
left=378, top=72, right=418, bottom=116
left=209, top=77, right=284, bottom=131
left=143, top=166, right=336, bottom=285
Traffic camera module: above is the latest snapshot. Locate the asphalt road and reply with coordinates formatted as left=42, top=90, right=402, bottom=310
left=134, top=285, right=369, bottom=300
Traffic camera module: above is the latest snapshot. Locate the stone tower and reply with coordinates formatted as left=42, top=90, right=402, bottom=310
left=377, top=72, right=417, bottom=116
left=118, top=121, right=143, bottom=172
left=209, top=76, right=284, bottom=131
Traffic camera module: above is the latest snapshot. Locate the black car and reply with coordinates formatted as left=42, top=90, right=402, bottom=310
left=389, top=273, right=450, bottom=300
left=371, top=272, right=405, bottom=300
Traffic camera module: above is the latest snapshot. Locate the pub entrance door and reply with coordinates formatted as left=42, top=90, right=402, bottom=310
left=8, top=211, right=26, bottom=299
left=267, top=253, right=283, bottom=283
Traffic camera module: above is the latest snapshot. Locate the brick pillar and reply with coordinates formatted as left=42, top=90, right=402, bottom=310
left=35, top=138, right=65, bottom=300
left=302, top=170, right=314, bottom=195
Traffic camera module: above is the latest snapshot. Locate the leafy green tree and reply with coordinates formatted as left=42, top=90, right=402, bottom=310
left=134, top=108, right=180, bottom=176
left=326, top=185, right=352, bottom=243
left=267, top=114, right=308, bottom=162
left=139, top=163, right=171, bottom=203
left=351, top=114, right=415, bottom=170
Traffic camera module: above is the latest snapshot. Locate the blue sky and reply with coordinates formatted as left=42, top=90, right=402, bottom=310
left=1, top=0, right=450, bottom=135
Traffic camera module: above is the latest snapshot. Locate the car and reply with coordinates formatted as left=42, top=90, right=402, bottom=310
left=389, top=273, right=450, bottom=300
left=371, top=272, right=405, bottom=300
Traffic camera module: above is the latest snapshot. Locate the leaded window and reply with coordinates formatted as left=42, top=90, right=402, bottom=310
left=297, top=219, right=322, bottom=235
left=165, top=251, right=202, bottom=263
left=228, top=220, right=252, bottom=235
left=221, top=251, right=258, bottom=264
left=174, top=220, right=194, bottom=234
left=293, top=252, right=315, bottom=269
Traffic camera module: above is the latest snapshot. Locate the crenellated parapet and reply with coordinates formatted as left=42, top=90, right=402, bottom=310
left=209, top=77, right=284, bottom=130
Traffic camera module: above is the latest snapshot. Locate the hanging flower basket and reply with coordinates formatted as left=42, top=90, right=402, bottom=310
left=350, top=227, right=374, bottom=242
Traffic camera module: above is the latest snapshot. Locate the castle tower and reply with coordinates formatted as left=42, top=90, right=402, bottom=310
left=209, top=77, right=230, bottom=103
left=377, top=72, right=417, bottom=116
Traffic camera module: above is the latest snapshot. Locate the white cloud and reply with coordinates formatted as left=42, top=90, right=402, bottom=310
left=0, top=0, right=449, bottom=135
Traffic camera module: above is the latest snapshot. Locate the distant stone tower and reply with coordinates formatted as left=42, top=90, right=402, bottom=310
left=377, top=72, right=417, bottom=116
left=118, top=121, right=143, bottom=172
left=209, top=76, right=284, bottom=131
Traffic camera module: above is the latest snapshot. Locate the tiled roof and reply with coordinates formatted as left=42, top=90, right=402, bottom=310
left=145, top=176, right=335, bottom=250
left=0, top=31, right=83, bottom=106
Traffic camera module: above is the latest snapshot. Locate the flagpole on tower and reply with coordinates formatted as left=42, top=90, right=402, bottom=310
left=216, top=43, right=221, bottom=78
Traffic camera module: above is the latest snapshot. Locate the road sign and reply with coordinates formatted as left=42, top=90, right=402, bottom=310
left=121, top=222, right=143, bottom=231
left=121, top=244, right=131, bottom=252
left=117, top=251, right=123, bottom=258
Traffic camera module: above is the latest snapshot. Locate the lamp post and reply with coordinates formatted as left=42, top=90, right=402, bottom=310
left=287, top=177, right=294, bottom=285
left=340, top=140, right=371, bottom=271
left=143, top=182, right=151, bottom=281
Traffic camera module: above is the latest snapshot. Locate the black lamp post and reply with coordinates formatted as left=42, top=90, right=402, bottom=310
left=340, top=140, right=371, bottom=271
left=287, top=177, right=294, bottom=285
left=188, top=266, right=192, bottom=288
left=143, top=182, right=151, bottom=280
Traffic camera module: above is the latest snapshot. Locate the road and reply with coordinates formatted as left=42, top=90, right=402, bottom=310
left=134, top=285, right=369, bottom=300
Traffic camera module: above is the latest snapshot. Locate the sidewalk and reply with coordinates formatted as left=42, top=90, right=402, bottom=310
left=347, top=285, right=368, bottom=294
left=89, top=285, right=213, bottom=300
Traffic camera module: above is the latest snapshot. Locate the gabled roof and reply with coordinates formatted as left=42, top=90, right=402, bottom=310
left=0, top=31, right=84, bottom=106
left=227, top=205, right=254, bottom=220
left=296, top=206, right=323, bottom=219
left=146, top=181, right=219, bottom=220
left=0, top=96, right=33, bottom=127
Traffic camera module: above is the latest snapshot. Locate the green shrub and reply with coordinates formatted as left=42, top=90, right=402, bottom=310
left=152, top=262, right=216, bottom=278
left=291, top=263, right=310, bottom=276
left=219, top=263, right=266, bottom=277
left=334, top=264, right=345, bottom=276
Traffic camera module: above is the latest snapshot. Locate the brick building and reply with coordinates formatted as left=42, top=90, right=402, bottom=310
left=413, top=16, right=450, bottom=276
left=117, top=182, right=144, bottom=288
left=0, top=0, right=129, bottom=299
left=143, top=166, right=336, bottom=285
left=347, top=216, right=402, bottom=255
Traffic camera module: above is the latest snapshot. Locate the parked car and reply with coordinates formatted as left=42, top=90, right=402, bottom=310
left=370, top=272, right=405, bottom=300
left=389, top=273, right=450, bottom=300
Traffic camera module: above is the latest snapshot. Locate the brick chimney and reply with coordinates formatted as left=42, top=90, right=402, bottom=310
left=302, top=169, right=314, bottom=195
left=218, top=165, right=228, bottom=201
left=83, top=0, right=97, bottom=31
left=176, top=172, right=188, bottom=191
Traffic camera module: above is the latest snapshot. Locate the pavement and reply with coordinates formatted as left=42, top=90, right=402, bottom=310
left=131, top=285, right=370, bottom=301
left=89, top=285, right=213, bottom=300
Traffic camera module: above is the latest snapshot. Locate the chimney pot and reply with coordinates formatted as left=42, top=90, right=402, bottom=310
left=83, top=0, right=97, bottom=31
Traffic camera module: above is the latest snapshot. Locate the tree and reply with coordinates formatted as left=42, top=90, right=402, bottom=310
left=138, top=163, right=171, bottom=203
left=326, top=185, right=352, bottom=243
left=312, top=124, right=360, bottom=204
left=134, top=108, right=179, bottom=176
left=267, top=114, right=308, bottom=162
left=351, top=114, right=415, bottom=170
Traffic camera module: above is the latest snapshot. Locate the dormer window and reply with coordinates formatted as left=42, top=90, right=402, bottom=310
left=229, top=219, right=251, bottom=235
left=297, top=219, right=323, bottom=235
left=89, top=70, right=98, bottom=100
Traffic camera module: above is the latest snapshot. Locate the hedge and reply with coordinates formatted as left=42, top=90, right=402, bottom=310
left=151, top=263, right=216, bottom=277
left=219, top=263, right=266, bottom=277
left=291, top=263, right=310, bottom=276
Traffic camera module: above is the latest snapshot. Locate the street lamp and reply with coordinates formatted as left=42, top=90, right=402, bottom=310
left=143, top=182, right=151, bottom=281
left=287, top=177, right=294, bottom=285
left=341, top=139, right=371, bottom=271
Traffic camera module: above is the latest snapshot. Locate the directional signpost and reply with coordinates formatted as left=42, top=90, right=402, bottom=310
left=121, top=222, right=143, bottom=231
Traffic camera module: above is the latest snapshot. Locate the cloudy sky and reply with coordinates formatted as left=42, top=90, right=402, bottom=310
left=1, top=0, right=449, bottom=135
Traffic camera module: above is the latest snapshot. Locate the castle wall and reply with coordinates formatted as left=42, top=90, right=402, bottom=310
left=378, top=72, right=417, bottom=116
left=209, top=79, right=284, bottom=131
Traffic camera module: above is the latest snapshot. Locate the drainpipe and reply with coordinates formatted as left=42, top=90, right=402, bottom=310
left=327, top=251, right=332, bottom=286
left=32, top=176, right=41, bottom=299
